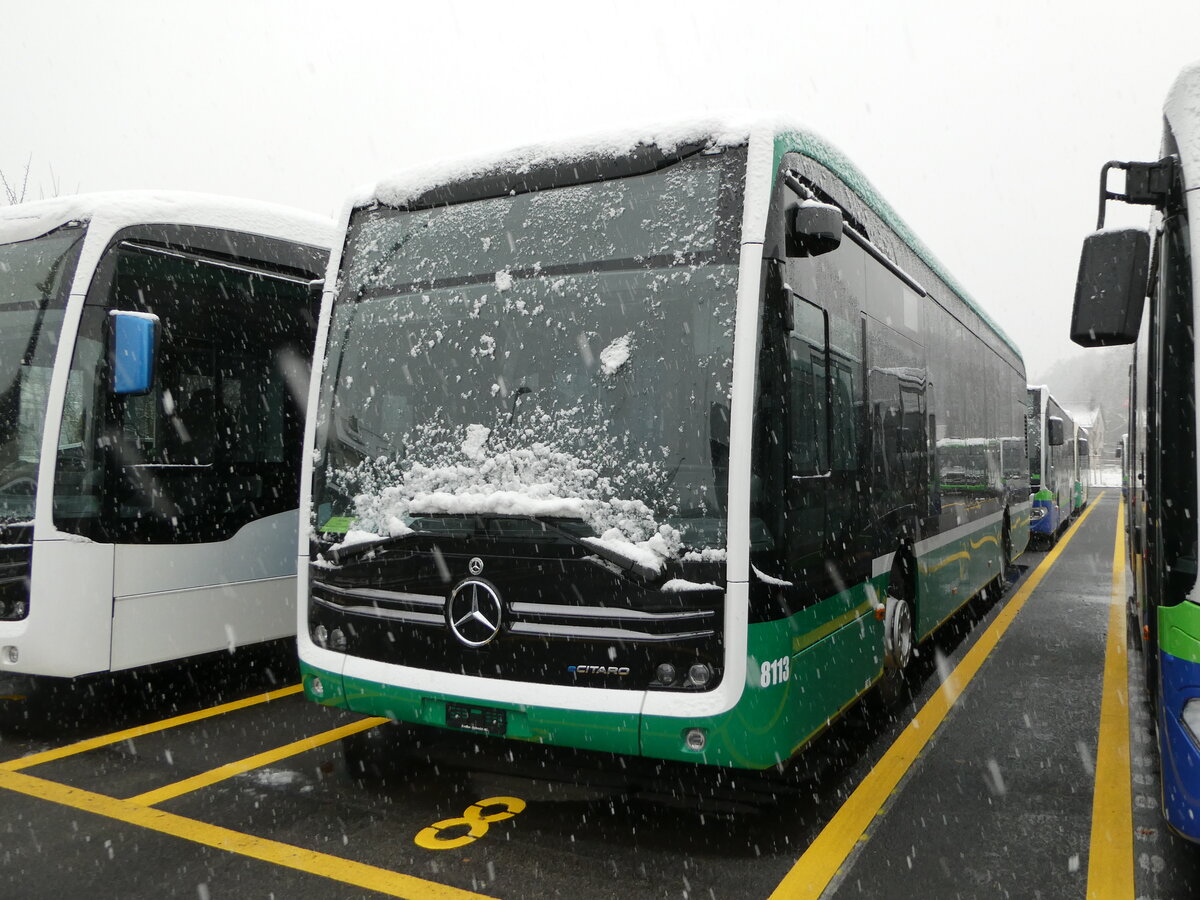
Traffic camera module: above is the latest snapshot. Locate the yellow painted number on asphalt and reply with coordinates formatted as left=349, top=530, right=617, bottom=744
left=413, top=796, right=527, bottom=850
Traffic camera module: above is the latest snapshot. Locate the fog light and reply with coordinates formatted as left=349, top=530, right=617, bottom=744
left=687, top=663, right=712, bottom=688
left=3, top=646, right=17, bottom=664
left=313, top=624, right=328, bottom=647
left=655, top=663, right=676, bottom=685
left=684, top=728, right=707, bottom=752
left=329, top=628, right=347, bottom=652
left=310, top=676, right=325, bottom=698
left=1184, top=699, right=1200, bottom=743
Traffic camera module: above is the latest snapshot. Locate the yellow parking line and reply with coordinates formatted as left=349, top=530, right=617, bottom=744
left=1, top=684, right=303, bottom=771
left=128, top=716, right=388, bottom=806
left=0, top=766, right=494, bottom=899
left=769, top=493, right=1105, bottom=899
left=1086, top=501, right=1134, bottom=898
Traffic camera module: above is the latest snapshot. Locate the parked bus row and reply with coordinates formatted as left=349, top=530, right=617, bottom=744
left=1026, top=384, right=1091, bottom=547
left=0, top=92, right=1156, bottom=813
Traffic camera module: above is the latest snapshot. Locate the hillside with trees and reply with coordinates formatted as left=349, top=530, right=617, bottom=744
left=1033, top=346, right=1133, bottom=457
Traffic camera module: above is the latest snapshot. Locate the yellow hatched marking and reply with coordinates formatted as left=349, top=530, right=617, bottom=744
left=128, top=717, right=388, bottom=806
left=768, top=493, right=1105, bottom=900
left=1086, top=501, right=1134, bottom=898
left=0, top=767, right=494, bottom=899
left=1, top=684, right=304, bottom=772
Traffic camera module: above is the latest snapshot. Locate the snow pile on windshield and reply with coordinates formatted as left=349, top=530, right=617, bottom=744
left=599, top=333, right=633, bottom=375
left=332, top=418, right=686, bottom=572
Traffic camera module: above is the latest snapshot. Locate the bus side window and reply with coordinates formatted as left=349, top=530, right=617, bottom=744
left=789, top=295, right=829, bottom=476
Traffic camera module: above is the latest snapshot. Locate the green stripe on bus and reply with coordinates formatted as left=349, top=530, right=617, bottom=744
left=1159, top=601, right=1200, bottom=664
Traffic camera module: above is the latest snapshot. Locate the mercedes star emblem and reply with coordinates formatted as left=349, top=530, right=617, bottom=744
left=447, top=579, right=503, bottom=647
left=468, top=557, right=485, bottom=575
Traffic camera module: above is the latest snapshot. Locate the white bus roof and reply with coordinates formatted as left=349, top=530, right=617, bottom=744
left=0, top=190, right=334, bottom=249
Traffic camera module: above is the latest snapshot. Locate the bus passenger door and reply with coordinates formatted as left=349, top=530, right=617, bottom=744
left=786, top=294, right=829, bottom=566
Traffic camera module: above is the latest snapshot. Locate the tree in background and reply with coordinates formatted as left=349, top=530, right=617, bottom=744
left=1, top=155, right=67, bottom=205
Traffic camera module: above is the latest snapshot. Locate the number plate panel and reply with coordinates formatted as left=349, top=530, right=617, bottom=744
left=446, top=702, right=507, bottom=735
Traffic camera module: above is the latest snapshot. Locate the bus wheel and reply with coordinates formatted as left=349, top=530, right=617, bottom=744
left=880, top=586, right=915, bottom=705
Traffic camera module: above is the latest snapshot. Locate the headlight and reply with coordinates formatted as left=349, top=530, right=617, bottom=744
left=687, top=663, right=713, bottom=687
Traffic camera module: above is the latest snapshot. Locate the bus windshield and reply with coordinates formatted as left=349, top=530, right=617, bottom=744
left=0, top=226, right=84, bottom=526
left=313, top=149, right=744, bottom=556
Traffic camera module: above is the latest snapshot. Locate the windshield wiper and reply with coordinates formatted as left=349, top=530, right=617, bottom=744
left=321, top=514, right=671, bottom=583
left=525, top=516, right=666, bottom=581
left=320, top=530, right=423, bottom=566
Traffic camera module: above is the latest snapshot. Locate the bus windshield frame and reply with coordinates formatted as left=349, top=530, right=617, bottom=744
left=312, top=146, right=746, bottom=557
left=0, top=225, right=85, bottom=530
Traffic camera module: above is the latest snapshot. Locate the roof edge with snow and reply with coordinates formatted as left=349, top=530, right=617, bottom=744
left=0, top=190, right=335, bottom=249
left=361, top=116, right=1021, bottom=361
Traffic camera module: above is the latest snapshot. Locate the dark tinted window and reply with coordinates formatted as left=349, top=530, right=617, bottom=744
left=54, top=240, right=318, bottom=543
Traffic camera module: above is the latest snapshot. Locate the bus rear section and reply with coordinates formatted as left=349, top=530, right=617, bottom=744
left=0, top=193, right=332, bottom=689
left=301, top=123, right=1028, bottom=771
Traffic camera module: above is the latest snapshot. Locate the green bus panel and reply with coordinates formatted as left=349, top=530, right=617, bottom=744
left=642, top=579, right=885, bottom=767
left=1160, top=600, right=1200, bottom=664
left=915, top=519, right=1003, bottom=639
left=303, top=576, right=889, bottom=771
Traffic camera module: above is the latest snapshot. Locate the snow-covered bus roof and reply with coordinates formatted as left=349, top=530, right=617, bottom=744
left=356, top=116, right=1020, bottom=362
left=1165, top=59, right=1200, bottom=191
left=0, top=190, right=335, bottom=249
left=1027, top=384, right=1074, bottom=422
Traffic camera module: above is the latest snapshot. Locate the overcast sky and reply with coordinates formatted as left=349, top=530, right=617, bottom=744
left=4, top=0, right=1198, bottom=379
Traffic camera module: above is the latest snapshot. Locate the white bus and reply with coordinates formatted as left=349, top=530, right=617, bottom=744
left=0, top=192, right=332, bottom=697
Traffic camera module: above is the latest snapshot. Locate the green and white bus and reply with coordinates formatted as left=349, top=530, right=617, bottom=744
left=300, top=122, right=1030, bottom=769
left=1026, top=385, right=1075, bottom=544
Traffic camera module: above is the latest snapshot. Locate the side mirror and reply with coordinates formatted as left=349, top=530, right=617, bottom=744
left=787, top=201, right=843, bottom=257
left=1048, top=416, right=1065, bottom=447
left=1070, top=228, right=1149, bottom=347
left=110, top=311, right=159, bottom=395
